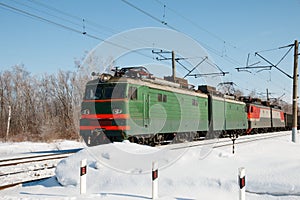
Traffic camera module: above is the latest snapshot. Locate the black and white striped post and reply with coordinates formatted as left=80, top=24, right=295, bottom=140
left=152, top=161, right=158, bottom=199
left=238, top=167, right=246, bottom=200
left=80, top=159, right=87, bottom=194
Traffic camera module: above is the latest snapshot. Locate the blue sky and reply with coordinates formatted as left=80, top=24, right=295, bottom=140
left=0, top=0, right=299, bottom=102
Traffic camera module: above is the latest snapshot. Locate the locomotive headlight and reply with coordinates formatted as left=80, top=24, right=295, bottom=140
left=81, top=109, right=90, bottom=115
left=112, top=108, right=123, bottom=114
left=100, top=73, right=112, bottom=82
left=103, top=75, right=109, bottom=81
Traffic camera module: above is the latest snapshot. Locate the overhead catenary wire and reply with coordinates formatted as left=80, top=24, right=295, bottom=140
left=31, top=0, right=288, bottom=96
left=153, top=0, right=245, bottom=66
left=2, top=1, right=292, bottom=100
left=26, top=0, right=119, bottom=36
left=255, top=43, right=294, bottom=54
left=154, top=0, right=237, bottom=49
left=122, top=0, right=293, bottom=100
left=253, top=44, right=294, bottom=79
left=121, top=0, right=236, bottom=80
left=121, top=0, right=178, bottom=30
left=121, top=0, right=243, bottom=69
left=152, top=0, right=293, bottom=98
left=234, top=42, right=295, bottom=97
left=0, top=3, right=84, bottom=35
left=18, top=0, right=243, bottom=71
left=28, top=0, right=168, bottom=52
left=2, top=0, right=207, bottom=79
left=15, top=0, right=157, bottom=51
left=11, top=0, right=83, bottom=29
left=0, top=2, right=155, bottom=61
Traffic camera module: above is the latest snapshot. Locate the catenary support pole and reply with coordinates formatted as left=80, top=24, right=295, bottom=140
left=238, top=167, right=246, bottom=200
left=292, top=40, right=298, bottom=143
left=152, top=161, right=158, bottom=199
left=80, top=159, right=87, bottom=194
left=172, top=50, right=176, bottom=81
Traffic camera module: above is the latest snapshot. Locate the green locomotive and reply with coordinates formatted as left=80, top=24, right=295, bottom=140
left=80, top=67, right=248, bottom=146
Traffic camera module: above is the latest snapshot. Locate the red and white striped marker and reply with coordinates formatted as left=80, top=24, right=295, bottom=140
left=152, top=161, right=158, bottom=199
left=80, top=159, right=87, bottom=194
left=238, top=167, right=246, bottom=200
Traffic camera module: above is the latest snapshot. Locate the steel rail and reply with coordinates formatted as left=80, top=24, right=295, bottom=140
left=167, top=131, right=291, bottom=151
left=0, top=148, right=81, bottom=190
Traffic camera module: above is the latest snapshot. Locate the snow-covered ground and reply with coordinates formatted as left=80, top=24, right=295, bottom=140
left=1, top=131, right=300, bottom=200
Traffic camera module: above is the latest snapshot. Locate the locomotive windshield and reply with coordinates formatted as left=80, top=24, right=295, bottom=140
left=84, top=83, right=126, bottom=100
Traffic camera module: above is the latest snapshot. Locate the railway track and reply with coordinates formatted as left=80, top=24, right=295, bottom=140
left=0, top=148, right=81, bottom=190
left=165, top=131, right=291, bottom=151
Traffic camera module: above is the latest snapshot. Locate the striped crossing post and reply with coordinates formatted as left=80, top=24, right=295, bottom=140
left=152, top=161, right=158, bottom=199
left=80, top=159, right=87, bottom=194
left=238, top=167, right=246, bottom=200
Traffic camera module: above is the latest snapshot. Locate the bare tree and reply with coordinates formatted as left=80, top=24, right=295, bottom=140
left=0, top=65, right=82, bottom=142
left=0, top=54, right=112, bottom=142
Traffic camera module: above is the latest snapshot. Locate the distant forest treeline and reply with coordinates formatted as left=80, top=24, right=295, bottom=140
left=0, top=65, right=89, bottom=142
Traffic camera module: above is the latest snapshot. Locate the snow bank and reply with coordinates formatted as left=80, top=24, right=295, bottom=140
left=55, top=132, right=300, bottom=199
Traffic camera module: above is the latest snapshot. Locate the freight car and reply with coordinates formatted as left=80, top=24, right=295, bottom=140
left=80, top=66, right=287, bottom=146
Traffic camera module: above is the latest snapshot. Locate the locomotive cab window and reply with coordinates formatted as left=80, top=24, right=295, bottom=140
left=163, top=94, right=167, bottom=102
left=84, top=83, right=126, bottom=100
left=158, top=94, right=167, bottom=102
left=192, top=99, right=198, bottom=106
left=158, top=94, right=162, bottom=102
left=128, top=86, right=137, bottom=100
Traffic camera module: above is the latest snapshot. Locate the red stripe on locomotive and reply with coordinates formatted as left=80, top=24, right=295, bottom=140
left=80, top=125, right=130, bottom=131
left=83, top=98, right=128, bottom=103
left=81, top=114, right=129, bottom=119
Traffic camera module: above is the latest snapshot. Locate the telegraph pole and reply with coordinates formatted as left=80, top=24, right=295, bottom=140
left=292, top=40, right=298, bottom=143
